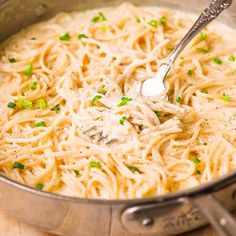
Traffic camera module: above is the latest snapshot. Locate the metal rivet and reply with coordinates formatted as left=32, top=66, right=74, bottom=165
left=142, top=217, right=154, bottom=227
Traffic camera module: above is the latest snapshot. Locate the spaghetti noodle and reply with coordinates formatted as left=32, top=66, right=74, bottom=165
left=0, top=3, right=236, bottom=199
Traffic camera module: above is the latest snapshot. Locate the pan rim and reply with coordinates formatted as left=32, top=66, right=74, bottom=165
left=1, top=170, right=236, bottom=205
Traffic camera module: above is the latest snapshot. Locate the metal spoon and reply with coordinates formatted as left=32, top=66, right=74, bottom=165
left=138, top=0, right=232, bottom=98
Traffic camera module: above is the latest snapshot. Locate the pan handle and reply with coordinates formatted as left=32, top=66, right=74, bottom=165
left=192, top=194, right=236, bottom=236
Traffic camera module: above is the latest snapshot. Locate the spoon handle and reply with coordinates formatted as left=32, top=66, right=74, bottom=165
left=167, top=0, right=232, bottom=63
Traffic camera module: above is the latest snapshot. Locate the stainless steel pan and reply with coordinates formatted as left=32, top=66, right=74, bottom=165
left=1, top=1, right=236, bottom=235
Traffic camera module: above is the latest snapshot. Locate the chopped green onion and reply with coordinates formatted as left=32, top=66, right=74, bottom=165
left=136, top=18, right=141, bottom=23
left=192, top=158, right=201, bottom=164
left=7, top=102, right=16, bottom=109
left=148, top=20, right=158, bottom=28
left=16, top=99, right=23, bottom=109
left=200, top=89, right=208, bottom=94
left=128, top=166, right=139, bottom=173
left=222, top=93, right=230, bottom=102
left=37, top=98, right=47, bottom=109
left=60, top=33, right=70, bottom=41
left=196, top=169, right=201, bottom=175
left=29, top=81, right=37, bottom=90
left=90, top=160, right=101, bottom=168
left=21, top=92, right=25, bottom=96
left=8, top=57, right=16, bottom=63
left=34, top=121, right=46, bottom=128
left=117, top=97, right=132, bottom=107
left=99, top=12, right=106, bottom=21
left=92, top=16, right=100, bottom=22
left=25, top=63, right=33, bottom=77
left=154, top=111, right=163, bottom=120
left=119, top=116, right=127, bottom=125
left=228, top=55, right=235, bottom=62
left=12, top=162, right=24, bottom=170
left=92, top=95, right=102, bottom=106
left=51, top=104, right=60, bottom=112
left=92, top=12, right=106, bottom=22
left=187, top=70, right=193, bottom=76
left=78, top=34, right=88, bottom=40
left=214, top=57, right=222, bottom=65
left=176, top=97, right=182, bottom=104
left=199, top=32, right=207, bottom=41
left=36, top=183, right=44, bottom=190
left=98, top=85, right=107, bottom=95
left=160, top=16, right=167, bottom=25
left=197, top=48, right=209, bottom=54
left=100, top=23, right=107, bottom=32
left=74, top=170, right=80, bottom=176
left=22, top=100, right=33, bottom=109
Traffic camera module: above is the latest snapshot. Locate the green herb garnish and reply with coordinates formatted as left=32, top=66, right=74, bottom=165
left=92, top=95, right=102, bottom=106
left=187, top=70, right=193, bottom=76
left=36, top=183, right=44, bottom=190
left=25, top=63, right=33, bottom=77
left=100, top=23, right=107, bottom=32
left=90, top=160, right=101, bottom=168
left=128, top=166, right=139, bottom=173
left=228, top=55, right=235, bottom=62
left=16, top=99, right=23, bottom=108
left=160, top=16, right=167, bottom=25
left=197, top=48, right=209, bottom=54
left=176, top=97, right=182, bottom=104
left=214, top=57, right=222, bottom=65
left=119, top=116, right=127, bottom=125
left=117, top=97, right=132, bottom=107
left=136, top=18, right=141, bottom=23
left=192, top=158, right=201, bottom=164
left=78, top=34, right=88, bottom=40
left=37, top=98, right=47, bottom=109
left=60, top=33, right=70, bottom=41
left=8, top=57, right=16, bottom=63
left=51, top=104, right=60, bottom=112
left=99, top=12, right=106, bottom=21
left=92, top=16, right=100, bottom=22
left=200, top=89, right=208, bottom=94
left=154, top=111, right=163, bottom=120
left=222, top=93, right=230, bottom=102
left=196, top=169, right=201, bottom=175
left=199, top=32, right=207, bottom=41
left=34, top=121, right=46, bottom=128
left=13, top=162, right=24, bottom=170
left=148, top=20, right=158, bottom=28
left=98, top=85, right=107, bottom=95
left=74, top=170, right=80, bottom=176
left=22, top=100, right=33, bottom=109
left=92, top=12, right=106, bottom=22
left=7, top=102, right=16, bottom=109
left=29, top=81, right=37, bottom=90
